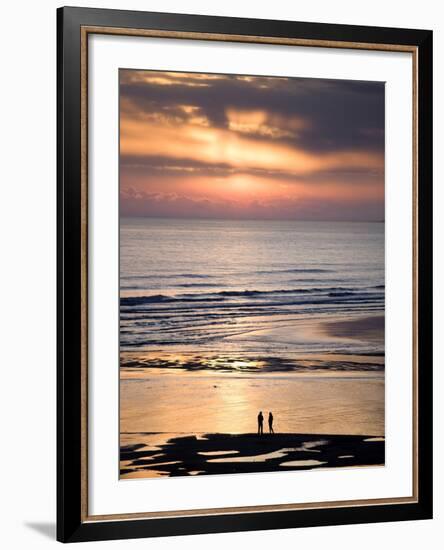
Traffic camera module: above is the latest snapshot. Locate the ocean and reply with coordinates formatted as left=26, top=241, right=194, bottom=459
left=120, top=218, right=384, bottom=357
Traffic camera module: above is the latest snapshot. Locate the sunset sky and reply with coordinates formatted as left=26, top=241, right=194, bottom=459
left=120, top=70, right=384, bottom=221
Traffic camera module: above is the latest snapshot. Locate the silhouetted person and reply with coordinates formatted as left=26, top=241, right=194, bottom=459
left=257, top=411, right=264, bottom=435
left=268, top=412, right=274, bottom=434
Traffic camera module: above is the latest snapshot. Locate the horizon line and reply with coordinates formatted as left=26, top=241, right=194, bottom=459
left=120, top=215, right=385, bottom=223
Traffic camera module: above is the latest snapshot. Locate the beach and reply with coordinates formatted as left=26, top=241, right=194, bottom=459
left=120, top=313, right=385, bottom=479
left=120, top=218, right=385, bottom=479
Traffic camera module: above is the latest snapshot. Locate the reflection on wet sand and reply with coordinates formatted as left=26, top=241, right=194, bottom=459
left=120, top=371, right=384, bottom=437
left=120, top=433, right=385, bottom=478
left=120, top=314, right=385, bottom=479
left=121, top=352, right=384, bottom=376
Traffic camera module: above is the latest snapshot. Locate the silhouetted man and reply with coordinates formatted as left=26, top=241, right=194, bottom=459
left=268, top=411, right=274, bottom=434
left=257, top=411, right=264, bottom=435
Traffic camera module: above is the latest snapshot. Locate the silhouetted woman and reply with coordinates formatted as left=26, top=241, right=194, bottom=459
left=257, top=411, right=264, bottom=435
left=268, top=411, right=274, bottom=434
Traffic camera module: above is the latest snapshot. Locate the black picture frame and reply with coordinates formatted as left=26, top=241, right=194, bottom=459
left=57, top=6, right=433, bottom=543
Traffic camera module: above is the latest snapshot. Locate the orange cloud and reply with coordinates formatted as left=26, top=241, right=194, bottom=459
left=226, top=108, right=308, bottom=139
left=120, top=115, right=383, bottom=176
left=121, top=70, right=229, bottom=88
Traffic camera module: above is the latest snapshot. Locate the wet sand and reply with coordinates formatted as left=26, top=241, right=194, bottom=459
left=120, top=352, right=383, bottom=375
left=120, top=313, right=384, bottom=479
left=120, top=313, right=385, bottom=376
left=120, top=432, right=385, bottom=478
left=321, top=315, right=384, bottom=344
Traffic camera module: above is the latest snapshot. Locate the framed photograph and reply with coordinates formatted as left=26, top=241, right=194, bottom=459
left=57, top=6, right=433, bottom=543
